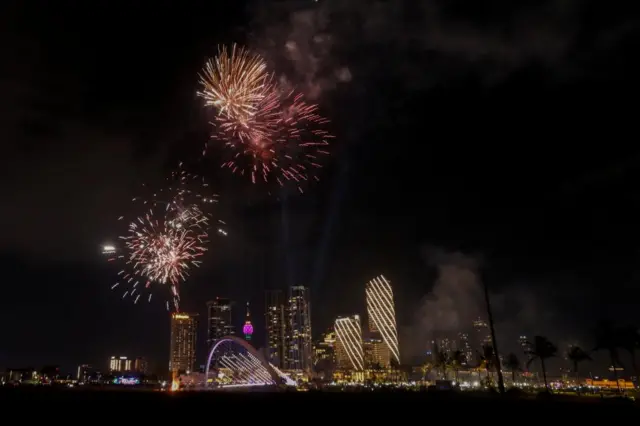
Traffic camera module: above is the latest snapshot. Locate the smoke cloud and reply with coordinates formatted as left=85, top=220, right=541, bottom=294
left=402, top=246, right=588, bottom=368
left=246, top=0, right=634, bottom=99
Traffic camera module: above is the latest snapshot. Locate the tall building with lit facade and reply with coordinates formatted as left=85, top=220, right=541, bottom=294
left=335, top=315, right=364, bottom=371
left=109, top=356, right=132, bottom=372
left=363, top=335, right=390, bottom=368
left=365, top=275, right=400, bottom=365
left=265, top=290, right=286, bottom=368
left=458, top=332, right=474, bottom=365
left=314, top=330, right=336, bottom=365
left=207, top=298, right=234, bottom=348
left=473, top=317, right=492, bottom=346
left=169, top=313, right=198, bottom=374
left=286, top=286, right=313, bottom=371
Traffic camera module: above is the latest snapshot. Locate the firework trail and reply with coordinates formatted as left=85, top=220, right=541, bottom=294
left=198, top=44, right=272, bottom=125
left=105, top=166, right=224, bottom=311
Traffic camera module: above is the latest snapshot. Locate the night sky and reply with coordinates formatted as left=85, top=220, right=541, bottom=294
left=2, top=1, right=640, bottom=376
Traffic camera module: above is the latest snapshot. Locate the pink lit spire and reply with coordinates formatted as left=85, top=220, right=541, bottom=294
left=243, top=302, right=253, bottom=340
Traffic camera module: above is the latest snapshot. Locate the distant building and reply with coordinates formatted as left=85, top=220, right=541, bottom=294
left=286, top=286, right=313, bottom=372
left=473, top=317, right=492, bottom=346
left=77, top=364, right=92, bottom=381
left=133, top=357, right=148, bottom=374
left=109, top=356, right=132, bottom=372
left=334, top=315, right=364, bottom=371
left=265, top=290, right=286, bottom=368
left=458, top=332, right=474, bottom=365
left=169, top=312, right=198, bottom=374
left=206, top=298, right=235, bottom=349
left=363, top=334, right=390, bottom=368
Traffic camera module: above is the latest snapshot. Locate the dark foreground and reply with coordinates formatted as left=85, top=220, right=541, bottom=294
left=2, top=388, right=638, bottom=417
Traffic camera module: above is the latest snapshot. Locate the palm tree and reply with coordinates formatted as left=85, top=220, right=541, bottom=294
left=566, top=346, right=591, bottom=386
left=593, top=320, right=623, bottom=392
left=526, top=335, right=558, bottom=391
left=451, top=350, right=465, bottom=382
left=617, top=325, right=640, bottom=386
left=481, top=272, right=505, bottom=393
left=505, top=353, right=521, bottom=385
left=476, top=345, right=495, bottom=386
left=434, top=350, right=450, bottom=380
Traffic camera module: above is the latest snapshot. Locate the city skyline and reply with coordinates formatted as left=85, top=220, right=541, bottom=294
left=3, top=1, right=640, bottom=378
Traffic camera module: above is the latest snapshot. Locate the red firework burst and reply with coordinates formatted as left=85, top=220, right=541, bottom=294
left=211, top=86, right=333, bottom=193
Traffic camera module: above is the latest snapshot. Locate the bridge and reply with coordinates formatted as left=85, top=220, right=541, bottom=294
left=204, top=336, right=296, bottom=388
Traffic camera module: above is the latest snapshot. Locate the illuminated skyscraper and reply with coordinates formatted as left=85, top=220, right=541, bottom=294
left=169, top=313, right=198, bottom=374
left=365, top=275, right=400, bottom=365
left=286, top=286, right=312, bottom=371
left=334, top=315, right=364, bottom=371
left=265, top=290, right=286, bottom=368
left=206, top=298, right=235, bottom=348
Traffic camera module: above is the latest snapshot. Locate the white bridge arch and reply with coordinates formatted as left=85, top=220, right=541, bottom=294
left=204, top=335, right=295, bottom=387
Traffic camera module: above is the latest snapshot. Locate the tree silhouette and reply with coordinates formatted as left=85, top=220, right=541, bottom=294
left=526, top=336, right=557, bottom=391
left=617, top=325, right=640, bottom=386
left=593, top=320, right=623, bottom=392
left=566, top=346, right=591, bottom=386
left=505, top=353, right=521, bottom=384
left=434, top=350, right=450, bottom=380
left=451, top=350, right=465, bottom=382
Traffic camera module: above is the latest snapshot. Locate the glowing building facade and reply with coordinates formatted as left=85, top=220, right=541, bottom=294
left=286, top=286, right=313, bottom=371
left=365, top=275, right=400, bottom=365
left=169, top=313, right=198, bottom=374
left=265, top=290, right=286, bottom=368
left=109, top=356, right=131, bottom=372
left=207, top=298, right=234, bottom=348
left=335, top=315, right=364, bottom=371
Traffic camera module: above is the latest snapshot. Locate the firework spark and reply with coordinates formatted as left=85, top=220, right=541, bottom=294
left=213, top=86, right=333, bottom=193
left=106, top=166, right=220, bottom=311
left=198, top=44, right=271, bottom=124
left=120, top=207, right=208, bottom=311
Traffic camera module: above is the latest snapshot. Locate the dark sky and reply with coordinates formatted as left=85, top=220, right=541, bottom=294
left=2, top=0, right=640, bottom=376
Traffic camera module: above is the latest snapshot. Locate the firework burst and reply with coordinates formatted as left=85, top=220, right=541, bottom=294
left=105, top=166, right=223, bottom=311
left=213, top=86, right=333, bottom=193
left=198, top=44, right=272, bottom=124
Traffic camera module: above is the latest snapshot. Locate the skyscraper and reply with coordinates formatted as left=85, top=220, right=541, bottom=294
left=206, top=298, right=234, bottom=348
left=286, top=286, right=312, bottom=371
left=335, top=315, right=364, bottom=371
left=169, top=313, right=198, bottom=374
left=265, top=290, right=286, bottom=368
left=365, top=275, right=400, bottom=365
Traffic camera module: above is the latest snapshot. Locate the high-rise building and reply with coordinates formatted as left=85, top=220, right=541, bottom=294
left=458, top=332, right=474, bottom=365
left=265, top=290, right=286, bottom=368
left=314, top=329, right=336, bottom=365
left=243, top=302, right=254, bottom=340
left=473, top=317, right=492, bottom=346
left=109, top=356, right=132, bottom=372
left=206, top=298, right=235, bottom=348
left=365, top=275, right=400, bottom=365
left=286, top=286, right=313, bottom=371
left=363, top=335, right=390, bottom=368
left=169, top=313, right=198, bottom=374
left=335, top=315, right=364, bottom=371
